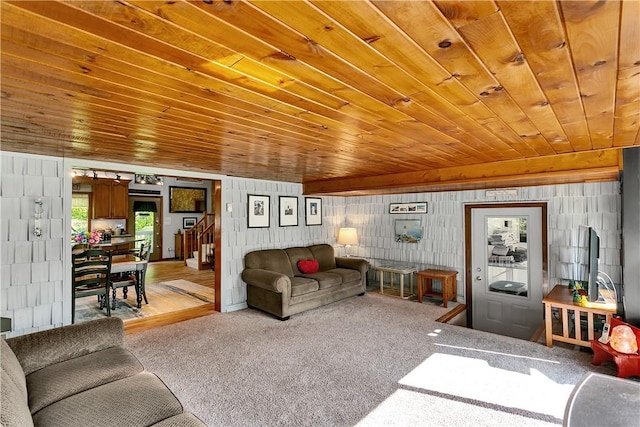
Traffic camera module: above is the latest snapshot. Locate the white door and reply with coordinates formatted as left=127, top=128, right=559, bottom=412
left=472, top=207, right=543, bottom=340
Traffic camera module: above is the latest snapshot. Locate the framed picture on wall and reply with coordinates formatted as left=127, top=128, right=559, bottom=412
left=395, top=219, right=422, bottom=243
left=389, top=202, right=428, bottom=214
left=279, top=196, right=298, bottom=227
left=248, top=194, right=270, bottom=228
left=182, top=217, right=197, bottom=229
left=305, top=197, right=322, bottom=226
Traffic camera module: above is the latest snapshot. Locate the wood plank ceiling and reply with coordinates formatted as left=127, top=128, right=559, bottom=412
left=1, top=0, right=638, bottom=195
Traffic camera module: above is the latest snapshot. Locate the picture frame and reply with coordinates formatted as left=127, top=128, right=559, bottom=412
left=279, top=196, right=298, bottom=227
left=248, top=194, right=270, bottom=228
left=395, top=219, right=422, bottom=243
left=389, top=202, right=428, bottom=214
left=305, top=197, right=322, bottom=226
left=170, top=186, right=207, bottom=213
left=183, top=217, right=197, bottom=229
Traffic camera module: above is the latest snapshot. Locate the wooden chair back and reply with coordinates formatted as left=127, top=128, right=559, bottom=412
left=72, top=249, right=112, bottom=323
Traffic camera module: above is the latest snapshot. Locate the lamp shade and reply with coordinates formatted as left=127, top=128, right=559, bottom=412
left=337, top=228, right=359, bottom=246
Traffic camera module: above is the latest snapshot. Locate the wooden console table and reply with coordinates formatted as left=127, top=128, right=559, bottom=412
left=416, top=269, right=457, bottom=308
left=543, top=284, right=616, bottom=348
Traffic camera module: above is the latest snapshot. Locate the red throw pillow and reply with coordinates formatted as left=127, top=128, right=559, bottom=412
left=298, top=259, right=319, bottom=274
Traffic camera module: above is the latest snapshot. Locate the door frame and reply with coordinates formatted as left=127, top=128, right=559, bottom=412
left=464, top=202, right=548, bottom=329
left=128, top=195, right=163, bottom=262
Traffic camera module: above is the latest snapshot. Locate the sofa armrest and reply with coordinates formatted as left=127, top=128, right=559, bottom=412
left=336, top=257, right=369, bottom=274
left=242, top=269, right=290, bottom=293
left=6, top=317, right=125, bottom=375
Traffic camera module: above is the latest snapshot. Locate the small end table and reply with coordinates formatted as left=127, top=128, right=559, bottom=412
left=375, top=264, right=417, bottom=299
left=417, top=269, right=458, bottom=308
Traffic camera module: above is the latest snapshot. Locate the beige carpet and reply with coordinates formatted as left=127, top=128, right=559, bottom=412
left=75, top=279, right=213, bottom=323
left=125, top=292, right=621, bottom=427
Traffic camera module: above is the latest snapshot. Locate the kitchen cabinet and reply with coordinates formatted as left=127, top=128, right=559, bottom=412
left=92, top=179, right=130, bottom=219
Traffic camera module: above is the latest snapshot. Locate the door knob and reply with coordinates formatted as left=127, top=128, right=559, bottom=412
left=476, top=276, right=482, bottom=281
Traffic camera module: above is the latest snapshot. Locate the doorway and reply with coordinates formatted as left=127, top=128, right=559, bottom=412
left=129, top=196, right=162, bottom=262
left=465, top=203, right=548, bottom=340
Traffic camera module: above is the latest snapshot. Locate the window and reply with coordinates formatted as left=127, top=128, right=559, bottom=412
left=71, top=193, right=90, bottom=232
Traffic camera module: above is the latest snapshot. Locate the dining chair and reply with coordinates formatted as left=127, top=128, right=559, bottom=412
left=72, top=249, right=112, bottom=324
left=137, top=243, right=152, bottom=305
left=110, top=243, right=150, bottom=309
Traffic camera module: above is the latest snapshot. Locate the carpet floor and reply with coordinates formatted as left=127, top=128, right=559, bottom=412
left=125, top=292, right=621, bottom=427
left=74, top=279, right=213, bottom=323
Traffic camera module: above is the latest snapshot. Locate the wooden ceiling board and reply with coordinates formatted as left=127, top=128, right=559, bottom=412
left=497, top=0, right=592, bottom=151
left=560, top=0, right=620, bottom=150
left=1, top=0, right=637, bottom=194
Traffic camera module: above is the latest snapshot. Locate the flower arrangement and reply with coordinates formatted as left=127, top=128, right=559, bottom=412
left=72, top=231, right=102, bottom=245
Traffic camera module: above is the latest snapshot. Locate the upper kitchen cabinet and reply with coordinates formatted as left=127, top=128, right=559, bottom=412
left=92, top=179, right=130, bottom=219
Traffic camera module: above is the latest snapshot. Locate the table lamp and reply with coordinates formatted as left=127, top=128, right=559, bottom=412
left=338, top=227, right=358, bottom=257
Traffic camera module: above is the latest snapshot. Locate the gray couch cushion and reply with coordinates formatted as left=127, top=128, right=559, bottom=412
left=151, top=413, right=206, bottom=427
left=32, top=372, right=183, bottom=427
left=7, top=317, right=124, bottom=376
left=26, top=346, right=144, bottom=414
left=290, top=276, right=320, bottom=296
left=1, top=340, right=34, bottom=427
left=308, top=244, right=337, bottom=271
left=245, top=249, right=294, bottom=277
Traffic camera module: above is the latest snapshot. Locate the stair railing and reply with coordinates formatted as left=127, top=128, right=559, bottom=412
left=183, top=212, right=215, bottom=270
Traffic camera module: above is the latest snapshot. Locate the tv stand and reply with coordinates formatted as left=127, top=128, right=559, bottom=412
left=542, top=285, right=616, bottom=348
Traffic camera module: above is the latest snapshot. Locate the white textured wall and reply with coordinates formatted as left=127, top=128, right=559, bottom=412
left=1, top=151, right=622, bottom=335
left=1, top=153, right=66, bottom=336
left=334, top=183, right=621, bottom=303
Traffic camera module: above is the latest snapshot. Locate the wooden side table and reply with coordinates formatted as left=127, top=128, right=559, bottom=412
left=416, top=269, right=457, bottom=308
left=543, top=284, right=616, bottom=348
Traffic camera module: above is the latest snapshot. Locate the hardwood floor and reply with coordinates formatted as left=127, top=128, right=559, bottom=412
left=124, top=259, right=216, bottom=335
left=145, top=260, right=215, bottom=288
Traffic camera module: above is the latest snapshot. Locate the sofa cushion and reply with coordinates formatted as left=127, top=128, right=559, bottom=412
left=32, top=372, right=183, bottom=427
left=285, top=247, right=315, bottom=275
left=308, top=244, right=337, bottom=271
left=290, top=276, right=320, bottom=296
left=327, top=268, right=361, bottom=284
left=245, top=249, right=294, bottom=277
left=151, top=413, right=207, bottom=426
left=26, top=346, right=144, bottom=414
left=300, top=271, right=342, bottom=289
left=1, top=339, right=34, bottom=427
left=297, top=259, right=319, bottom=274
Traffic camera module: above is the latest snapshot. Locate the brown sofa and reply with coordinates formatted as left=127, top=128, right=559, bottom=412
left=1, top=317, right=205, bottom=427
left=242, top=244, right=368, bottom=320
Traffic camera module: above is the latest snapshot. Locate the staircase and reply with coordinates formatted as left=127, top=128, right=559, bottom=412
left=183, top=212, right=215, bottom=271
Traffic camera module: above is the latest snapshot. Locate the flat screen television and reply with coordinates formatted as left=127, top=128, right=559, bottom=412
left=587, top=227, right=601, bottom=302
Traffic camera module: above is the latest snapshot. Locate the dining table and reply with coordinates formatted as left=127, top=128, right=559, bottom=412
left=111, top=254, right=148, bottom=308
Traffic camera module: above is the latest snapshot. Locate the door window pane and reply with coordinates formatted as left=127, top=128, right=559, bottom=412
left=486, top=217, right=529, bottom=297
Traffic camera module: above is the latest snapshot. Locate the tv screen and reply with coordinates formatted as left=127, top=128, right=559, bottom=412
left=587, top=227, right=601, bottom=302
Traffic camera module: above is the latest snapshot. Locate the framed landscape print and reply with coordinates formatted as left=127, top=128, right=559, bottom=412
left=305, top=197, right=322, bottom=226
left=389, top=202, right=428, bottom=214
left=395, top=219, right=422, bottom=243
left=279, top=196, right=298, bottom=227
left=248, top=194, right=270, bottom=228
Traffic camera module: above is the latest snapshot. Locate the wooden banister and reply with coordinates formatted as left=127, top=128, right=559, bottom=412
left=183, top=212, right=215, bottom=270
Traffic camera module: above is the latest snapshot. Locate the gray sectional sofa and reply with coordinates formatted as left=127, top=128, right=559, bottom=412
left=1, top=317, right=205, bottom=427
left=242, top=244, right=369, bottom=320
